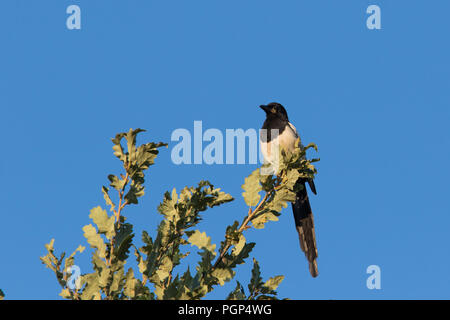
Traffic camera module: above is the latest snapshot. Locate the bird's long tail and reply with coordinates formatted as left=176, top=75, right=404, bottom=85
left=291, top=179, right=318, bottom=278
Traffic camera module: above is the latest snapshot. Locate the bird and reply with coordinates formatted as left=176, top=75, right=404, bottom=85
left=259, top=102, right=319, bottom=277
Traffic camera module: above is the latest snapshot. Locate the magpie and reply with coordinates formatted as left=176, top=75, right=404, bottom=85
left=260, top=102, right=319, bottom=278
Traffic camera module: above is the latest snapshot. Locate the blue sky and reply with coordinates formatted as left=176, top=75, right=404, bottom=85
left=1, top=0, right=449, bottom=299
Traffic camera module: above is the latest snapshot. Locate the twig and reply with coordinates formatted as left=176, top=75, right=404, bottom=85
left=115, top=171, right=130, bottom=228
left=107, top=170, right=130, bottom=266
left=212, top=192, right=271, bottom=270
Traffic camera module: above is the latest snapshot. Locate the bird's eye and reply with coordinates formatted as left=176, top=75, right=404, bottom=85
left=271, top=107, right=276, bottom=113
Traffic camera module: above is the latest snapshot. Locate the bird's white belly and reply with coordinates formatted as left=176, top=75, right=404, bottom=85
left=260, top=127, right=298, bottom=165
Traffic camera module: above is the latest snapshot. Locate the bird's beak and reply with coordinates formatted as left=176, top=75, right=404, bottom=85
left=260, top=105, right=271, bottom=113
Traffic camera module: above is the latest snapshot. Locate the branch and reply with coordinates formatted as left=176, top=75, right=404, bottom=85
left=212, top=187, right=274, bottom=270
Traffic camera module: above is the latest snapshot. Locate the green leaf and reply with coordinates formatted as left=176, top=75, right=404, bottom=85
left=91, top=251, right=106, bottom=274
left=184, top=181, right=234, bottom=213
left=108, top=174, right=126, bottom=191
left=157, top=188, right=178, bottom=219
left=231, top=234, right=246, bottom=256
left=282, top=169, right=301, bottom=190
left=267, top=188, right=297, bottom=213
left=98, top=266, right=111, bottom=288
left=209, top=188, right=234, bottom=208
left=82, top=224, right=107, bottom=259
left=187, top=230, right=216, bottom=254
left=64, top=245, right=85, bottom=271
left=40, top=241, right=57, bottom=272
left=260, top=174, right=276, bottom=192
left=228, top=242, right=255, bottom=268
left=211, top=267, right=234, bottom=286
left=248, top=258, right=263, bottom=295
left=223, top=221, right=240, bottom=245
left=89, top=206, right=115, bottom=240
left=304, top=142, right=318, bottom=152
left=134, top=140, right=168, bottom=169
left=226, top=281, right=246, bottom=300
left=109, top=266, right=125, bottom=295
left=155, top=256, right=173, bottom=281
left=102, top=186, right=115, bottom=212
left=114, top=223, right=134, bottom=261
left=44, top=238, right=55, bottom=252
left=111, top=133, right=127, bottom=162
left=241, top=169, right=262, bottom=207
left=163, top=276, right=182, bottom=300
left=196, top=249, right=216, bottom=274
left=139, top=230, right=153, bottom=256
left=126, top=128, right=145, bottom=164
left=124, top=181, right=145, bottom=205
left=80, top=273, right=101, bottom=300
left=251, top=209, right=280, bottom=229
left=262, top=275, right=284, bottom=294
left=123, top=268, right=138, bottom=299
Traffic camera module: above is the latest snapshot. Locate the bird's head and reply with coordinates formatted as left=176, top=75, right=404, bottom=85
left=259, top=102, right=289, bottom=121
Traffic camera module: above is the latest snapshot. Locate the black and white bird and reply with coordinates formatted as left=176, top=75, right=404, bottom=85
left=259, top=102, right=319, bottom=278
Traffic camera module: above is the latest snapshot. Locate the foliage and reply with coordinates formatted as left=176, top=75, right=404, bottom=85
left=40, top=129, right=319, bottom=300
left=227, top=259, right=285, bottom=300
